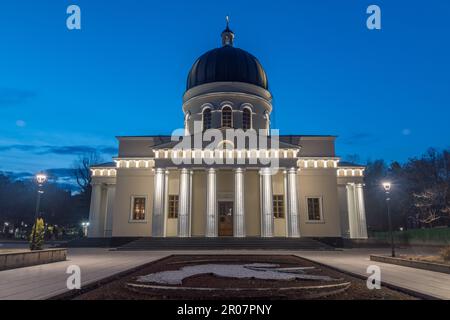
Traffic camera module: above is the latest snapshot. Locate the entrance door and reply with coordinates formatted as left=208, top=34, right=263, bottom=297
left=218, top=201, right=233, bottom=236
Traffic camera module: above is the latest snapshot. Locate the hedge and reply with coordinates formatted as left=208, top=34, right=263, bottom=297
left=371, top=228, right=450, bottom=245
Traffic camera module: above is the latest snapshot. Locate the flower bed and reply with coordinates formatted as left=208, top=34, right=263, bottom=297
left=65, top=255, right=416, bottom=300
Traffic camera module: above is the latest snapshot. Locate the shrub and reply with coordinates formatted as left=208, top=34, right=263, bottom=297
left=29, top=218, right=45, bottom=251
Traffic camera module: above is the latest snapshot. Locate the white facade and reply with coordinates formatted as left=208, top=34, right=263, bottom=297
left=88, top=24, right=368, bottom=240
left=89, top=146, right=368, bottom=239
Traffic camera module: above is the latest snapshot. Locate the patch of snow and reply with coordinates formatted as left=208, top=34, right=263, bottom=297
left=136, top=263, right=335, bottom=285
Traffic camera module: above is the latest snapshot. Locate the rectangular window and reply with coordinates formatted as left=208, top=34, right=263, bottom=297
left=203, top=109, right=212, bottom=131
left=132, top=197, right=146, bottom=221
left=307, top=197, right=322, bottom=221
left=222, top=107, right=233, bottom=128
left=168, top=195, right=179, bottom=219
left=273, top=195, right=284, bottom=218
left=243, top=109, right=251, bottom=130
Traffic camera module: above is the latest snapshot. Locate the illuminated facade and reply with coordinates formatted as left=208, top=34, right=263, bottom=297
left=88, top=23, right=368, bottom=240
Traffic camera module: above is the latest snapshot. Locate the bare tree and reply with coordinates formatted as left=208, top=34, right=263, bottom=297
left=414, top=190, right=440, bottom=225
left=413, top=184, right=449, bottom=226
left=73, top=151, right=103, bottom=195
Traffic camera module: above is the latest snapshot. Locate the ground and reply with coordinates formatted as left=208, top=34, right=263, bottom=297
left=399, top=253, right=450, bottom=266
left=0, top=242, right=449, bottom=300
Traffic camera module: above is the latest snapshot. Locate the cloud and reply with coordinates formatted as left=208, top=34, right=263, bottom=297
left=39, top=146, right=95, bottom=155
left=45, top=168, right=77, bottom=177
left=0, top=144, right=35, bottom=152
left=16, top=120, right=26, bottom=127
left=0, top=144, right=118, bottom=156
left=1, top=171, right=34, bottom=180
left=0, top=88, right=36, bottom=107
left=45, top=168, right=79, bottom=191
left=1, top=168, right=80, bottom=192
left=402, top=128, right=412, bottom=136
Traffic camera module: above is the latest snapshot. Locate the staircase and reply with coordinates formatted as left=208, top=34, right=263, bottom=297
left=116, top=237, right=334, bottom=251
left=61, top=237, right=138, bottom=248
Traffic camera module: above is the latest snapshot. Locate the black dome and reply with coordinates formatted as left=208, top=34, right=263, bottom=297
left=186, top=46, right=269, bottom=91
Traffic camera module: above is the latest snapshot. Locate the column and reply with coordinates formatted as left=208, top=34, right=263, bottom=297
left=206, top=168, right=217, bottom=237
left=163, top=170, right=169, bottom=237
left=152, top=168, right=166, bottom=237
left=346, top=183, right=359, bottom=239
left=103, top=184, right=115, bottom=237
left=260, top=168, right=274, bottom=237
left=178, top=168, right=191, bottom=237
left=355, top=184, right=368, bottom=239
left=189, top=170, right=193, bottom=234
left=286, top=168, right=300, bottom=238
left=234, top=168, right=246, bottom=237
left=88, top=183, right=102, bottom=237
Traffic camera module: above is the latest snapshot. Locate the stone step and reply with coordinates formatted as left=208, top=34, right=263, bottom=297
left=61, top=237, right=138, bottom=248
left=62, top=237, right=335, bottom=250
left=117, top=237, right=334, bottom=251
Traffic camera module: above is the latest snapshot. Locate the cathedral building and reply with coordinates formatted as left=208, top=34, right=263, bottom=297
left=88, top=22, right=368, bottom=240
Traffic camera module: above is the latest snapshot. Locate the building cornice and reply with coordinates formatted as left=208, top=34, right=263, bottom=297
left=182, top=91, right=272, bottom=114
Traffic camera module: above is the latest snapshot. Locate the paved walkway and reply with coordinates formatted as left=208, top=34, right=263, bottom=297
left=0, top=248, right=166, bottom=300
left=294, top=248, right=450, bottom=300
left=0, top=247, right=449, bottom=300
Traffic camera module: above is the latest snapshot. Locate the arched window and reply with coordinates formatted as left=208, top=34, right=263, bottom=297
left=243, top=108, right=251, bottom=130
left=202, top=108, right=212, bottom=131
left=222, top=106, right=232, bottom=128
left=217, top=140, right=234, bottom=150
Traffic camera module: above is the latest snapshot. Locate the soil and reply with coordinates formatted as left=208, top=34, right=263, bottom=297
left=399, top=254, right=450, bottom=266
left=67, top=255, right=416, bottom=300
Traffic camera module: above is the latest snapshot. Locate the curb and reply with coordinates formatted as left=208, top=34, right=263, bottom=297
left=370, top=254, right=450, bottom=275
left=295, top=255, right=440, bottom=300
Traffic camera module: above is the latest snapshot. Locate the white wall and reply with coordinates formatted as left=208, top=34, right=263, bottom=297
left=112, top=168, right=154, bottom=237
left=298, top=169, right=341, bottom=237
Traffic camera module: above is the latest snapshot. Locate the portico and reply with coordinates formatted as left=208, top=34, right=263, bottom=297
left=148, top=165, right=302, bottom=238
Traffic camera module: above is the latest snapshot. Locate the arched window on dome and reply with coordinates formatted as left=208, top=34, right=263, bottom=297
left=202, top=108, right=212, bottom=131
left=216, top=140, right=234, bottom=151
left=222, top=106, right=233, bottom=128
left=242, top=108, right=252, bottom=130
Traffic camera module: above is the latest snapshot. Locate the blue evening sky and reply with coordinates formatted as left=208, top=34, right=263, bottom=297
left=0, top=0, right=449, bottom=178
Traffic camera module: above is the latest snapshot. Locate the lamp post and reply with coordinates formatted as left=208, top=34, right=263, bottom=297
left=2, top=222, right=9, bottom=234
left=81, top=222, right=90, bottom=237
left=382, top=182, right=395, bottom=257
left=31, top=173, right=47, bottom=250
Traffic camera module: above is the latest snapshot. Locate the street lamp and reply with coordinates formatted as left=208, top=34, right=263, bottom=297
left=81, top=222, right=90, bottom=237
left=36, top=173, right=47, bottom=185
left=383, top=181, right=395, bottom=257
left=31, top=173, right=47, bottom=250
